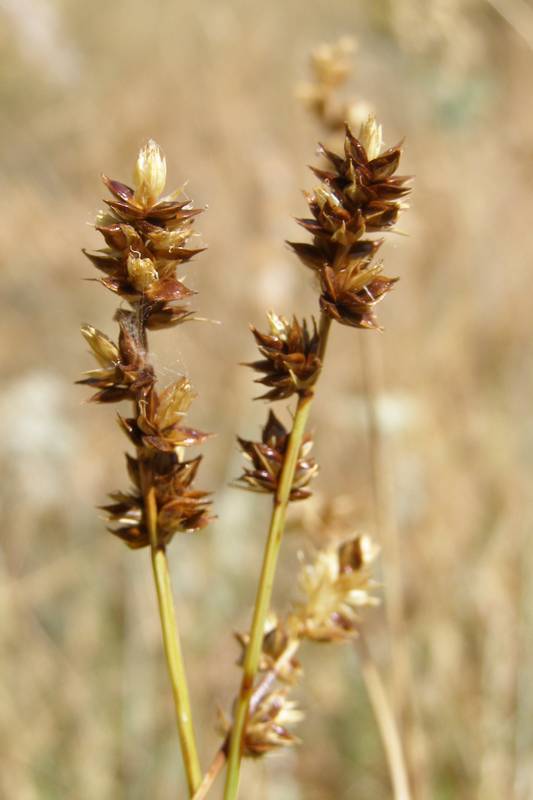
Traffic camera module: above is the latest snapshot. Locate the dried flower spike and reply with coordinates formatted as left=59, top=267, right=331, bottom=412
left=225, top=114, right=411, bottom=797
left=298, top=37, right=358, bottom=131
left=289, top=117, right=411, bottom=330
left=218, top=691, right=302, bottom=758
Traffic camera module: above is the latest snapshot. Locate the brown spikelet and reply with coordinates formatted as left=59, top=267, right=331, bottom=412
left=247, top=313, right=322, bottom=401
left=218, top=691, right=303, bottom=758
left=236, top=411, right=318, bottom=501
left=84, top=139, right=205, bottom=329
left=101, top=451, right=211, bottom=549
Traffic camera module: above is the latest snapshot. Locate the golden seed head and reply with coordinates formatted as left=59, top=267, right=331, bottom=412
left=311, top=37, right=356, bottom=87
left=81, top=324, right=119, bottom=367
left=296, top=535, right=380, bottom=642
left=358, top=113, right=383, bottom=161
left=126, top=252, right=158, bottom=292
left=133, top=139, right=167, bottom=207
left=313, top=184, right=341, bottom=211
left=266, top=311, right=290, bottom=340
left=146, top=226, right=192, bottom=251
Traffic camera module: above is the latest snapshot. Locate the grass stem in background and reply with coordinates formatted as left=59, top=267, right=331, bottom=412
left=356, top=633, right=411, bottom=800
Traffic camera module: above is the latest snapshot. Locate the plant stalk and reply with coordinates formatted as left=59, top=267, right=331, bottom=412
left=192, top=748, right=226, bottom=800
left=356, top=633, right=411, bottom=800
left=223, top=314, right=331, bottom=800
left=142, top=476, right=202, bottom=796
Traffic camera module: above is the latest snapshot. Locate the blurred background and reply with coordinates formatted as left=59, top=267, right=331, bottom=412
left=1, top=0, right=533, bottom=798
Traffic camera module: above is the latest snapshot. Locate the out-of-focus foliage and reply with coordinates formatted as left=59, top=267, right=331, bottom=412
left=1, top=1, right=532, bottom=798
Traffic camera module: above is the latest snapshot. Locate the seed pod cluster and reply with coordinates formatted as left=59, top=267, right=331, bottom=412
left=79, top=141, right=211, bottom=548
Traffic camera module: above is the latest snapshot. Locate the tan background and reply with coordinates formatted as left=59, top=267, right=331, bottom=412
left=1, top=1, right=533, bottom=798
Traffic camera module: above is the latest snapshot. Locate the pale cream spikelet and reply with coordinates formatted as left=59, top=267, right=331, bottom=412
left=358, top=113, right=383, bottom=161
left=126, top=252, right=158, bottom=292
left=295, top=534, right=380, bottom=642
left=133, top=138, right=167, bottom=207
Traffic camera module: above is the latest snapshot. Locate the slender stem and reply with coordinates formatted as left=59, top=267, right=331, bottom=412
left=224, top=316, right=331, bottom=800
left=359, top=336, right=408, bottom=711
left=223, top=395, right=313, bottom=799
left=142, top=476, right=202, bottom=796
left=317, top=310, right=332, bottom=362
left=192, top=748, right=226, bottom=800
left=356, top=633, right=411, bottom=800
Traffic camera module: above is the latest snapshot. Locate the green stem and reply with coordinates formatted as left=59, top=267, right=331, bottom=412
left=223, top=314, right=332, bottom=800
left=143, top=480, right=203, bottom=796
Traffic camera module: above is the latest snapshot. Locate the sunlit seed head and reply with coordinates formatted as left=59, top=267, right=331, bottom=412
left=127, top=252, right=158, bottom=292
left=81, top=324, right=119, bottom=367
left=133, top=139, right=167, bottom=207
left=358, top=113, right=383, bottom=161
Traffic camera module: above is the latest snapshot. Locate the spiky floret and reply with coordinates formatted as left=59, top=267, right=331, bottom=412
left=83, top=139, right=205, bottom=329
left=246, top=313, right=322, bottom=401
left=236, top=410, right=318, bottom=501
left=102, top=452, right=211, bottom=549
left=218, top=689, right=302, bottom=758
left=288, top=117, right=411, bottom=330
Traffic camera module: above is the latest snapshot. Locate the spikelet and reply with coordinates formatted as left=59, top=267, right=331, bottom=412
left=236, top=411, right=318, bottom=501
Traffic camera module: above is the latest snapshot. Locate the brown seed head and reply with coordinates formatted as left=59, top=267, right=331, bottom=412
left=247, top=313, right=322, bottom=401
left=288, top=118, right=411, bottom=329
left=102, top=450, right=211, bottom=549
left=80, top=141, right=212, bottom=552
left=236, top=411, right=318, bottom=501
left=83, top=140, right=204, bottom=328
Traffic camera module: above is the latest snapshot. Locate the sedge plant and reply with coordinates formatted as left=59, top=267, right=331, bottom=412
left=79, top=101, right=411, bottom=800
